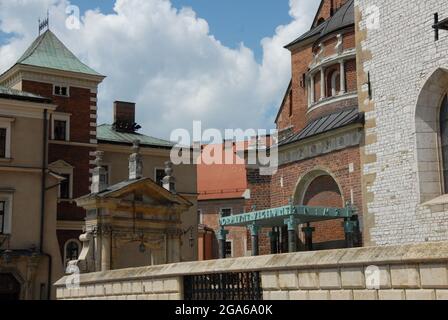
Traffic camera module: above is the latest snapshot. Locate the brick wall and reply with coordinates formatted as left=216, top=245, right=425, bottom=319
left=198, top=198, right=247, bottom=258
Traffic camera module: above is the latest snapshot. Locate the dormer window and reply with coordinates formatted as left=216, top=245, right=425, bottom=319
left=54, top=85, right=69, bottom=97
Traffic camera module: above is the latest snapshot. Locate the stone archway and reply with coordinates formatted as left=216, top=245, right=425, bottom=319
left=293, top=169, right=346, bottom=250
left=0, top=273, right=21, bottom=301
left=415, top=68, right=448, bottom=203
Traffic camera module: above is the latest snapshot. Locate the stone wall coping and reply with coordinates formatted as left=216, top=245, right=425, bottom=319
left=55, top=242, right=448, bottom=287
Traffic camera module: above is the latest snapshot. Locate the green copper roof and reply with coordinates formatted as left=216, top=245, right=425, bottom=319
left=97, top=124, right=174, bottom=149
left=16, top=30, right=102, bottom=76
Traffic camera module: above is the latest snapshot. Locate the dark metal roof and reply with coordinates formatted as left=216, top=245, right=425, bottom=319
left=0, top=85, right=51, bottom=103
left=97, top=124, right=174, bottom=149
left=279, top=107, right=364, bottom=147
left=285, top=0, right=354, bottom=49
left=320, top=0, right=354, bottom=38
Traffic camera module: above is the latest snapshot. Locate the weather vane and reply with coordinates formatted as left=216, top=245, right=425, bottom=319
left=38, top=9, right=50, bottom=35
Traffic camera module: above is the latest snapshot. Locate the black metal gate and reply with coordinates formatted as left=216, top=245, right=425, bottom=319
left=184, top=272, right=262, bottom=300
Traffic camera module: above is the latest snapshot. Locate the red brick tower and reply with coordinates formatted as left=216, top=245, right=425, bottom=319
left=0, top=29, right=105, bottom=266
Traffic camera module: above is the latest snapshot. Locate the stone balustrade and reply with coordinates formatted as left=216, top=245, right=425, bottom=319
left=55, top=241, right=448, bottom=300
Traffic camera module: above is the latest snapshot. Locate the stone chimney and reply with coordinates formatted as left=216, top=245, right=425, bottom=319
left=129, top=140, right=143, bottom=180
left=113, top=101, right=141, bottom=133
left=162, top=161, right=176, bottom=193
left=91, top=151, right=107, bottom=193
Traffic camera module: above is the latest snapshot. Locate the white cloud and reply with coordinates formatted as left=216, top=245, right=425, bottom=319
left=0, top=0, right=318, bottom=139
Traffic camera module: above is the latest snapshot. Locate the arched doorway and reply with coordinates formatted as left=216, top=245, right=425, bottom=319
left=294, top=170, right=346, bottom=250
left=0, top=273, right=21, bottom=301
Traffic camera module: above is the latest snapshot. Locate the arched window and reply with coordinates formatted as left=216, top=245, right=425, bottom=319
left=64, top=240, right=80, bottom=267
left=440, top=94, right=448, bottom=192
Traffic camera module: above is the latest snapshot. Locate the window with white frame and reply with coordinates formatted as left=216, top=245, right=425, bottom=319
left=64, top=239, right=81, bottom=268
left=54, top=85, right=69, bottom=97
left=220, top=208, right=232, bottom=218
left=51, top=114, right=70, bottom=141
left=0, top=193, right=13, bottom=235
left=0, top=119, right=12, bottom=159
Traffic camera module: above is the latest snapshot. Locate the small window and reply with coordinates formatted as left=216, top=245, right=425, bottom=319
left=54, top=85, right=69, bottom=97
left=100, top=165, right=109, bottom=185
left=225, top=241, right=233, bottom=258
left=0, top=200, right=6, bottom=234
left=220, top=208, right=232, bottom=217
left=155, top=169, right=165, bottom=187
left=54, top=120, right=67, bottom=141
left=64, top=240, right=80, bottom=267
left=0, top=128, right=6, bottom=158
left=59, top=174, right=71, bottom=199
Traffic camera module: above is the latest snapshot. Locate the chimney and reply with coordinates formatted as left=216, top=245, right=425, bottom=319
left=113, top=101, right=141, bottom=133
left=129, top=140, right=143, bottom=180
left=162, top=161, right=176, bottom=193
left=91, top=151, right=107, bottom=193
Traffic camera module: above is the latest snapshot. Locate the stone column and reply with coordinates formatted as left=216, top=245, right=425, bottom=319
left=217, top=228, right=229, bottom=259
left=284, top=216, right=299, bottom=253
left=101, top=228, right=111, bottom=271
left=320, top=68, right=325, bottom=100
left=248, top=224, right=260, bottom=257
left=302, top=223, right=316, bottom=251
left=339, top=60, right=346, bottom=94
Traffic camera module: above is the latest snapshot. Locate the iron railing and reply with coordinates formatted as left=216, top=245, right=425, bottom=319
left=184, top=272, right=262, bottom=300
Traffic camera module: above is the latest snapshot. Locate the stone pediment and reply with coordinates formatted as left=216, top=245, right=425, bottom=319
left=77, top=177, right=192, bottom=208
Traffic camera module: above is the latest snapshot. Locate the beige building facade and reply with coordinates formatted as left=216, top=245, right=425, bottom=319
left=0, top=87, right=63, bottom=300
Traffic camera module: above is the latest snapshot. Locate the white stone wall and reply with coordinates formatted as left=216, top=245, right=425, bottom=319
left=56, top=242, right=448, bottom=300
left=355, top=0, right=448, bottom=244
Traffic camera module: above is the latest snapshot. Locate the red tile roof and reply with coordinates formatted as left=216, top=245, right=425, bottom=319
left=197, top=142, right=248, bottom=201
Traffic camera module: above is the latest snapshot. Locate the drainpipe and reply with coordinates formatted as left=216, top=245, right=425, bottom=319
left=39, top=109, right=52, bottom=300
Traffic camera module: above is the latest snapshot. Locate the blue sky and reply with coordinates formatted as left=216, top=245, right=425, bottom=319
left=5, top=0, right=293, bottom=62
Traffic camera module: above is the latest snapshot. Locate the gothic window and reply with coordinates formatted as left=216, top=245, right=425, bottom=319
left=64, top=240, right=80, bottom=267
left=440, top=95, right=448, bottom=192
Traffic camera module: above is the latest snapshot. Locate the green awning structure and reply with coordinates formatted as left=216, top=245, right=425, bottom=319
left=218, top=204, right=359, bottom=258
left=220, top=205, right=355, bottom=228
